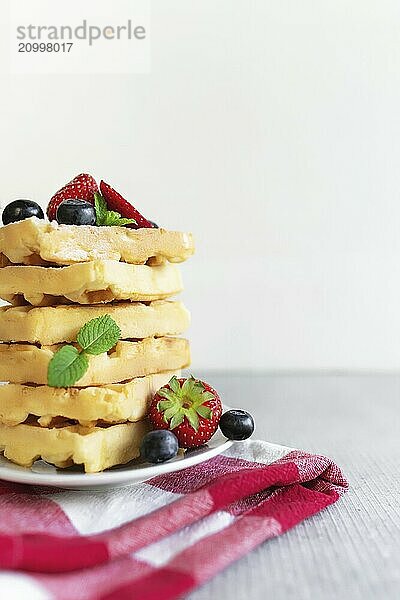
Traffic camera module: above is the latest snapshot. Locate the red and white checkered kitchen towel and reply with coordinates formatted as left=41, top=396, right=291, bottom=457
left=0, top=440, right=347, bottom=600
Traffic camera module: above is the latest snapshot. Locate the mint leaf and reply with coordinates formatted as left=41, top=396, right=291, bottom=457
left=94, top=192, right=108, bottom=226
left=110, top=217, right=137, bottom=226
left=47, top=346, right=88, bottom=388
left=77, top=314, right=121, bottom=355
left=103, top=211, right=136, bottom=227
left=94, top=192, right=137, bottom=227
left=103, top=211, right=122, bottom=225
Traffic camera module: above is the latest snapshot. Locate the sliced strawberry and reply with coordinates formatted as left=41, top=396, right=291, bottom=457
left=99, top=180, right=155, bottom=228
left=47, top=174, right=98, bottom=221
left=149, top=376, right=222, bottom=448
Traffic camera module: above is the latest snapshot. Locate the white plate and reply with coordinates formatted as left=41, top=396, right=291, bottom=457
left=0, top=429, right=233, bottom=490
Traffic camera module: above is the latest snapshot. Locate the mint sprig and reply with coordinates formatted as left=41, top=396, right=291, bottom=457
left=47, top=315, right=121, bottom=387
left=94, top=192, right=136, bottom=227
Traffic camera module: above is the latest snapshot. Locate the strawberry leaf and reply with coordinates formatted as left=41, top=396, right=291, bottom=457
left=155, top=376, right=218, bottom=435
left=157, top=387, right=180, bottom=402
left=196, top=405, right=213, bottom=420
left=181, top=377, right=196, bottom=395
left=158, top=387, right=178, bottom=403
left=157, top=400, right=174, bottom=412
left=164, top=406, right=180, bottom=422
left=196, top=391, right=215, bottom=405
left=185, top=408, right=199, bottom=431
left=169, top=376, right=181, bottom=394
left=170, top=412, right=185, bottom=429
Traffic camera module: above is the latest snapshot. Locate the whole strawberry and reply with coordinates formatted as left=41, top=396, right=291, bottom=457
left=100, top=180, right=155, bottom=228
left=47, top=173, right=98, bottom=221
left=149, top=376, right=222, bottom=448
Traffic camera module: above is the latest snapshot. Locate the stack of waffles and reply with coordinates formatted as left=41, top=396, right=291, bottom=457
left=0, top=217, right=194, bottom=472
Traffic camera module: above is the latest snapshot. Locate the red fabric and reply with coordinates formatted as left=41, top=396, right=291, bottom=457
left=0, top=449, right=347, bottom=599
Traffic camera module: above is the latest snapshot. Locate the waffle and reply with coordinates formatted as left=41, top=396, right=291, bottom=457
left=0, top=202, right=194, bottom=473
left=0, top=260, right=183, bottom=306
left=0, top=370, right=179, bottom=427
left=0, top=419, right=150, bottom=472
left=0, top=300, right=190, bottom=345
left=0, top=337, right=190, bottom=385
left=0, top=217, right=194, bottom=266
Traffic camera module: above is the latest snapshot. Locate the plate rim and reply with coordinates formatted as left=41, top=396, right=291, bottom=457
left=0, top=437, right=234, bottom=489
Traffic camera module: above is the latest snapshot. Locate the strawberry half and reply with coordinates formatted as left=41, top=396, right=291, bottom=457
left=100, top=180, right=155, bottom=228
left=149, top=376, right=222, bottom=448
left=47, top=174, right=98, bottom=221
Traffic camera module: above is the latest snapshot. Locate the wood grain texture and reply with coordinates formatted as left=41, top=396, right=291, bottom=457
left=187, top=373, right=400, bottom=599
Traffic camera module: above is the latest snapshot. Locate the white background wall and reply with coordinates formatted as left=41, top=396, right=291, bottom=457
left=1, top=1, right=400, bottom=370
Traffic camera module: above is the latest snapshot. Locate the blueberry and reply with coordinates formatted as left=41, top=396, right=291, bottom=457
left=2, top=199, right=44, bottom=225
left=56, top=199, right=96, bottom=226
left=149, top=221, right=159, bottom=228
left=140, top=430, right=179, bottom=463
left=219, top=409, right=255, bottom=440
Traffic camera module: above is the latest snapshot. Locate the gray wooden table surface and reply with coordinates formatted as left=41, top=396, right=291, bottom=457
left=187, top=372, right=400, bottom=600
